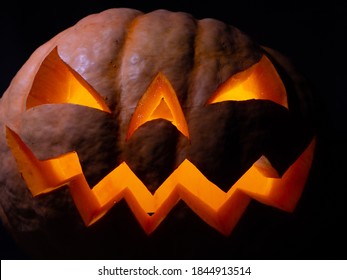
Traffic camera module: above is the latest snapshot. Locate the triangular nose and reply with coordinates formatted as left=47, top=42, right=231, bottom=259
left=126, top=72, right=189, bottom=140
left=151, top=98, right=173, bottom=121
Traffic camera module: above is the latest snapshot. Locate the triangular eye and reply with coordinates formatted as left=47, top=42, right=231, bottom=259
left=26, top=47, right=111, bottom=113
left=207, top=55, right=288, bottom=109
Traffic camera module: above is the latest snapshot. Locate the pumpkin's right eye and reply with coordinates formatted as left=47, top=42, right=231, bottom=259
left=206, top=55, right=288, bottom=109
left=26, top=47, right=111, bottom=113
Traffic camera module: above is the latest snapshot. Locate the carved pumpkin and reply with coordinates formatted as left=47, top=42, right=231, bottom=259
left=0, top=8, right=316, bottom=258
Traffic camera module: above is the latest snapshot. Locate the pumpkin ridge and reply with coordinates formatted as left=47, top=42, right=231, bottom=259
left=106, top=11, right=144, bottom=113
left=99, top=9, right=143, bottom=100
left=0, top=8, right=317, bottom=258
left=116, top=13, right=150, bottom=144
left=174, top=17, right=201, bottom=168
left=117, top=10, right=199, bottom=189
left=108, top=11, right=145, bottom=156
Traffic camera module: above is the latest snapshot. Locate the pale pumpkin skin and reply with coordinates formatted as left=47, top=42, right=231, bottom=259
left=0, top=8, right=314, bottom=258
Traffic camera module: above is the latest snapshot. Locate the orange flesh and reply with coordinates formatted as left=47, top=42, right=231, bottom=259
left=12, top=51, right=313, bottom=235
left=26, top=47, right=111, bottom=113
left=208, top=55, right=288, bottom=108
left=26, top=50, right=286, bottom=139
left=126, top=72, right=190, bottom=140
left=6, top=127, right=315, bottom=235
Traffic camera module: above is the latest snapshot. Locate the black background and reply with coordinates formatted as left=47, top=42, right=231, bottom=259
left=0, top=0, right=345, bottom=259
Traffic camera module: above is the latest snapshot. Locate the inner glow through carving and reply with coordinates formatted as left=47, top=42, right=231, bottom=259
left=26, top=47, right=111, bottom=113
left=126, top=72, right=189, bottom=140
left=207, top=55, right=288, bottom=108
left=6, top=127, right=315, bottom=235
left=26, top=49, right=287, bottom=142
left=17, top=49, right=313, bottom=235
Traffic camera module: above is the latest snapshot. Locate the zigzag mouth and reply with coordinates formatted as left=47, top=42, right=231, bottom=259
left=6, top=126, right=315, bottom=235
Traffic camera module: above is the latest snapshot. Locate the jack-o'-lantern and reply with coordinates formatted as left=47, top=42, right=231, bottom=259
left=0, top=8, right=316, bottom=259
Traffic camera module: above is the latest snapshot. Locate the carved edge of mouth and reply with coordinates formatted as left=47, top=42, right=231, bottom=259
left=5, top=126, right=315, bottom=235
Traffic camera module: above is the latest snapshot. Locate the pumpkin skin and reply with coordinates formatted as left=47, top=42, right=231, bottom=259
left=0, top=8, right=316, bottom=259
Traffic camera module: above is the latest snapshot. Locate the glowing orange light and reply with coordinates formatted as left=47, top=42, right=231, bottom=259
left=126, top=72, right=189, bottom=140
left=11, top=50, right=315, bottom=235
left=6, top=127, right=315, bottom=235
left=26, top=47, right=111, bottom=113
left=207, top=55, right=288, bottom=108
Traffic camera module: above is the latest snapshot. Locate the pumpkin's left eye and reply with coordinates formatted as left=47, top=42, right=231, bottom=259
left=207, top=55, right=288, bottom=108
left=26, top=47, right=111, bottom=113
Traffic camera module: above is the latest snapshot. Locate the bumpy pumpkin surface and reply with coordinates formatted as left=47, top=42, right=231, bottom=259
left=0, top=8, right=315, bottom=258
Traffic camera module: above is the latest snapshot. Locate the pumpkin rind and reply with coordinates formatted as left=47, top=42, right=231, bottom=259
left=0, top=8, right=315, bottom=258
